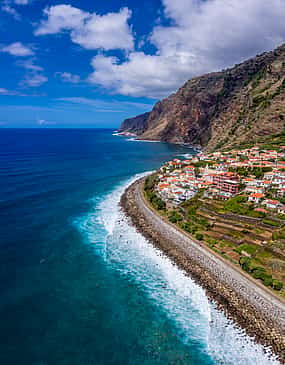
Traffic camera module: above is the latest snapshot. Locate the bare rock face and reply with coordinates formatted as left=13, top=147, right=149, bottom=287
left=118, top=112, right=149, bottom=135
left=119, top=43, right=285, bottom=151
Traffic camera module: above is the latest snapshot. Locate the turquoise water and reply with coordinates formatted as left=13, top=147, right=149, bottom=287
left=0, top=129, right=279, bottom=365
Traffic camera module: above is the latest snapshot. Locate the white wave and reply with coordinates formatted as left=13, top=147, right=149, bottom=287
left=77, top=175, right=281, bottom=365
left=178, top=153, right=194, bottom=159
left=126, top=138, right=160, bottom=143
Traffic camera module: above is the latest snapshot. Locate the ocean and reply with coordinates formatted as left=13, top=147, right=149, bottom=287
left=0, top=128, right=279, bottom=365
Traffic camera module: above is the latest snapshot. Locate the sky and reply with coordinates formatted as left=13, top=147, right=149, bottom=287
left=0, top=0, right=285, bottom=128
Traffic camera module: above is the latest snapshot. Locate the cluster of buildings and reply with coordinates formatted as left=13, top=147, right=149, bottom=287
left=155, top=146, right=285, bottom=213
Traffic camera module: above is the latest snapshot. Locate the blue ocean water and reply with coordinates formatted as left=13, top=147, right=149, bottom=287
left=0, top=129, right=279, bottom=365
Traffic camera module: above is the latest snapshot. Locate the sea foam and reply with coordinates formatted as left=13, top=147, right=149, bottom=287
left=77, top=174, right=280, bottom=365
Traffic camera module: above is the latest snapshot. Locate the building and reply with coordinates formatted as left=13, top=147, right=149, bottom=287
left=248, top=193, right=265, bottom=204
left=213, top=172, right=239, bottom=187
left=262, top=199, right=280, bottom=210
left=221, top=180, right=240, bottom=195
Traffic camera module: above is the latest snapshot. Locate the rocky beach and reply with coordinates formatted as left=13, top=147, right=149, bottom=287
left=121, top=177, right=285, bottom=363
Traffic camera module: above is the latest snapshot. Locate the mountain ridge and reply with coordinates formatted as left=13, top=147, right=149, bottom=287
left=119, top=43, right=285, bottom=151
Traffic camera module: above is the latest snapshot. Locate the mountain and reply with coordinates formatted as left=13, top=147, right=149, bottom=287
left=119, top=43, right=285, bottom=151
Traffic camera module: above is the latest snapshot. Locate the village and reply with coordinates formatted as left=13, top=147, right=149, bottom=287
left=156, top=146, right=285, bottom=215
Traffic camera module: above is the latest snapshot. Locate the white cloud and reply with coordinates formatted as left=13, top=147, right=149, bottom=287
left=35, top=5, right=86, bottom=35
left=14, top=0, right=29, bottom=4
left=16, top=58, right=43, bottom=71
left=16, top=58, right=47, bottom=87
left=35, top=5, right=133, bottom=51
left=56, top=72, right=80, bottom=83
left=1, top=3, right=20, bottom=19
left=89, top=52, right=200, bottom=98
left=0, top=88, right=9, bottom=94
left=37, top=118, right=46, bottom=125
left=22, top=73, right=48, bottom=87
left=1, top=42, right=34, bottom=56
left=36, top=118, right=56, bottom=126
left=89, top=0, right=285, bottom=98
left=0, top=87, right=23, bottom=95
left=0, top=87, right=14, bottom=95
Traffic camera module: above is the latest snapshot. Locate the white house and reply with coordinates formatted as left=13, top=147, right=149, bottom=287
left=262, top=199, right=280, bottom=210
left=248, top=193, right=265, bottom=204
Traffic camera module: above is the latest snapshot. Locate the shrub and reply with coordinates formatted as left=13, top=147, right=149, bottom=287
left=239, top=257, right=252, bottom=272
left=252, top=267, right=266, bottom=279
left=144, top=174, right=157, bottom=191
left=263, top=275, right=273, bottom=287
left=147, top=192, right=166, bottom=211
left=272, top=280, right=283, bottom=291
left=168, top=211, right=183, bottom=224
left=195, top=233, right=204, bottom=241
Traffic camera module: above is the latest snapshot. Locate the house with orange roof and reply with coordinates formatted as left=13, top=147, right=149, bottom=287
left=248, top=193, right=265, bottom=204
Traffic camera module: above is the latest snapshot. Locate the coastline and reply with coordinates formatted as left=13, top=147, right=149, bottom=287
left=120, top=176, right=285, bottom=363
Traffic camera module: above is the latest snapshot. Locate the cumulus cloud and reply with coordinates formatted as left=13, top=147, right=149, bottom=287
left=56, top=72, right=81, bottom=83
left=35, top=5, right=134, bottom=51
left=1, top=42, right=34, bottom=56
left=89, top=0, right=285, bottom=98
left=89, top=52, right=201, bottom=98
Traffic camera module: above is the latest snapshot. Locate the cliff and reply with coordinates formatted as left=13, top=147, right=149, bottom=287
left=118, top=112, right=150, bottom=134
left=119, top=43, right=285, bottom=151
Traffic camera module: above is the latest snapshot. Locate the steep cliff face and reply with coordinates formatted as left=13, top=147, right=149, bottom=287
left=119, top=43, right=285, bottom=151
left=118, top=112, right=149, bottom=134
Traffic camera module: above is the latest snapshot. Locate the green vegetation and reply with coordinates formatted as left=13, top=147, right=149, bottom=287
left=223, top=194, right=265, bottom=217
left=195, top=233, right=204, bottom=241
left=272, top=228, right=285, bottom=240
left=244, top=67, right=266, bottom=87
left=235, top=244, right=258, bottom=256
left=193, top=161, right=214, bottom=168
left=229, top=166, right=272, bottom=178
left=262, top=219, right=280, bottom=227
left=144, top=174, right=166, bottom=211
left=168, top=210, right=183, bottom=223
left=239, top=257, right=283, bottom=290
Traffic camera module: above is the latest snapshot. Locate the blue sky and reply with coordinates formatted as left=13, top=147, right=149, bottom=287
left=0, top=0, right=284, bottom=128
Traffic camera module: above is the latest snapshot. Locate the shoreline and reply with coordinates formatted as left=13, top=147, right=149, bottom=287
left=120, top=176, right=285, bottom=363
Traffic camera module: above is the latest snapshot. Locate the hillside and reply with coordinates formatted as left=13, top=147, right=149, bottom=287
left=119, top=43, right=285, bottom=151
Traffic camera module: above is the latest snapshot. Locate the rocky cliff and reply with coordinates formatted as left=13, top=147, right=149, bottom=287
left=119, top=43, right=285, bottom=151
left=118, top=112, right=150, bottom=134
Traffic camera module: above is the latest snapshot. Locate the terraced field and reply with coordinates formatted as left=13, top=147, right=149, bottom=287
left=175, top=194, right=285, bottom=295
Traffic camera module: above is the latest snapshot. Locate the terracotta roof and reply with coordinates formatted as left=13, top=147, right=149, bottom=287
left=250, top=193, right=265, bottom=198
left=254, top=208, right=268, bottom=213
left=266, top=199, right=279, bottom=205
